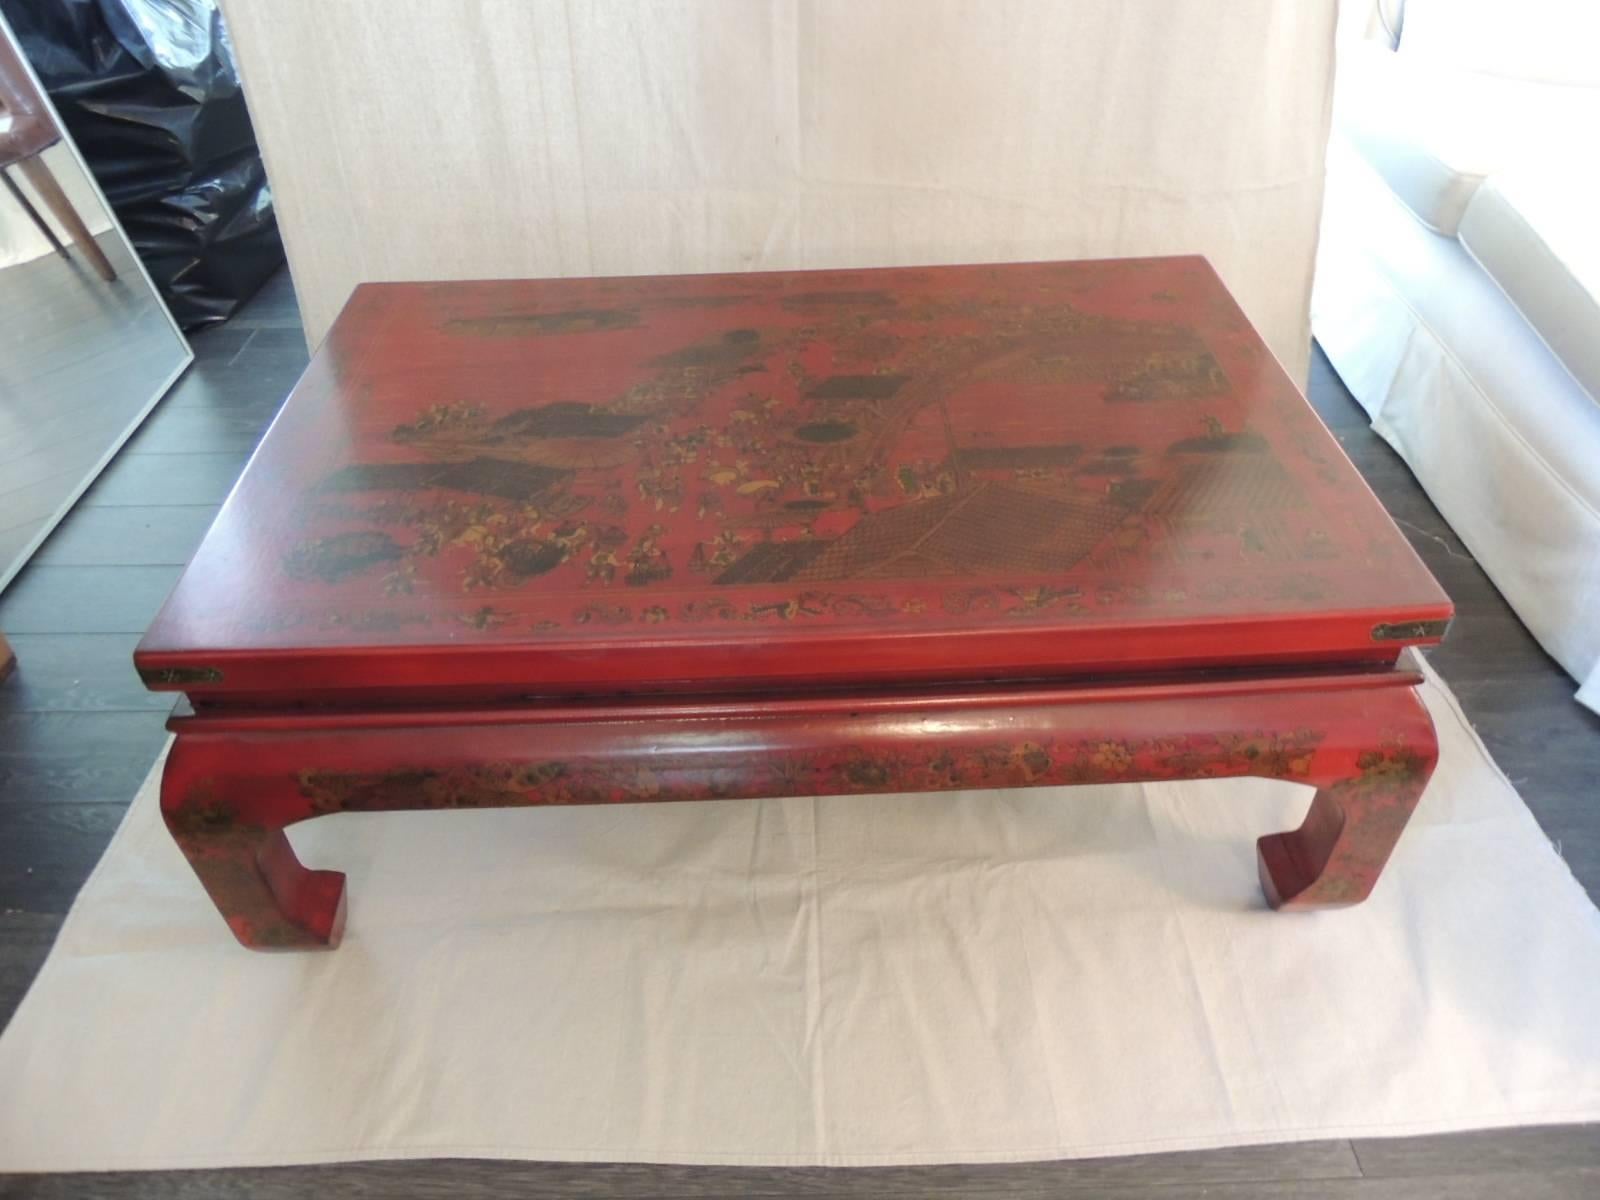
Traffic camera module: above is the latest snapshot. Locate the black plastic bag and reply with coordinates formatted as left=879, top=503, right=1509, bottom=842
left=2, top=0, right=285, bottom=329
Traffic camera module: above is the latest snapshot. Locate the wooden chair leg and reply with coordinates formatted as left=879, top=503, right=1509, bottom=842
left=0, top=633, right=15, bottom=684
left=14, top=155, right=118, bottom=282
left=1, top=169, right=68, bottom=258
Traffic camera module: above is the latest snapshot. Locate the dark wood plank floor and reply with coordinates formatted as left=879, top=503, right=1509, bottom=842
left=1, top=275, right=1597, bottom=1196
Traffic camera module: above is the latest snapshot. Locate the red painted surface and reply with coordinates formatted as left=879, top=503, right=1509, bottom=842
left=135, top=258, right=1449, bottom=702
left=136, top=260, right=1453, bottom=948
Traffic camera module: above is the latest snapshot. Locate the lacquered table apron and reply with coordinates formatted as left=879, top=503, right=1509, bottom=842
left=135, top=259, right=1452, bottom=948
left=159, top=670, right=1438, bottom=949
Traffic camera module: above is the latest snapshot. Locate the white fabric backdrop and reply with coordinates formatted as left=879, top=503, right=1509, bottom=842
left=2, top=658, right=1599, bottom=1171
left=219, top=0, right=1338, bottom=380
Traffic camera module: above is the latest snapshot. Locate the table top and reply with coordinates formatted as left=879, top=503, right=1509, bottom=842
left=137, top=258, right=1450, bottom=702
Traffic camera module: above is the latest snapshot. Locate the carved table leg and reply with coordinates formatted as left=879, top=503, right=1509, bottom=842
left=161, top=741, right=347, bottom=949
left=1257, top=721, right=1438, bottom=910
left=165, top=824, right=347, bottom=950
left=159, top=672, right=1439, bottom=949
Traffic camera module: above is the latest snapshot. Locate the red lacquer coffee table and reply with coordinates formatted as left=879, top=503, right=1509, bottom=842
left=137, top=258, right=1451, bottom=949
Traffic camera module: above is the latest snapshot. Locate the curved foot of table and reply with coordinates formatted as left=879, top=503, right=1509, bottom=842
left=165, top=822, right=347, bottom=950
left=1256, top=735, right=1438, bottom=910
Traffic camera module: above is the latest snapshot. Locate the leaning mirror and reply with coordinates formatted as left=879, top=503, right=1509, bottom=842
left=0, top=10, right=191, bottom=590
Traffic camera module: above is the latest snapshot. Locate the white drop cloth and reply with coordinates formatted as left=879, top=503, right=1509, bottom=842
left=2, top=658, right=1598, bottom=1172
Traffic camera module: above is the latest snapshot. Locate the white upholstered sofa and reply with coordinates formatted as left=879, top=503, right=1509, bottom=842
left=1314, top=0, right=1600, bottom=711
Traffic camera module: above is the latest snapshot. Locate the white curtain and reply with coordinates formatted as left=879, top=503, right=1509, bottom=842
left=221, top=0, right=1338, bottom=380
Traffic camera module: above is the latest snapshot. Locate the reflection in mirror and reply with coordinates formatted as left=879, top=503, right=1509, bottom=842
left=0, top=11, right=191, bottom=590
